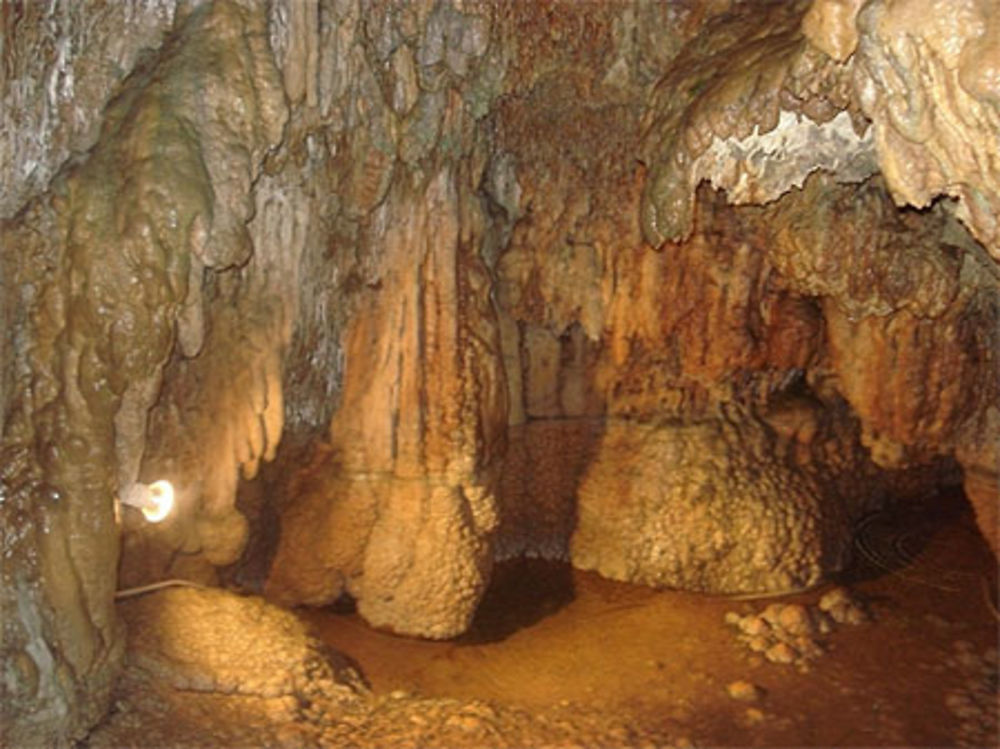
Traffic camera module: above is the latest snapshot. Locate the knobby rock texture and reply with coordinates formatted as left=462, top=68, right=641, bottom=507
left=1, top=0, right=997, bottom=744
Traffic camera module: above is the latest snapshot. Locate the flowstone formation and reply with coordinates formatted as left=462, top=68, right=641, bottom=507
left=571, top=411, right=871, bottom=595
left=634, top=0, right=1000, bottom=551
left=2, top=2, right=286, bottom=743
left=852, top=0, right=1000, bottom=259
left=2, top=0, right=998, bottom=743
left=266, top=168, right=508, bottom=638
left=261, top=1, right=510, bottom=638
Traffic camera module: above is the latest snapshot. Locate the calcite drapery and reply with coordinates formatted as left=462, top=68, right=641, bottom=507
left=1, top=2, right=286, bottom=743
left=267, top=166, right=506, bottom=639
left=853, top=0, right=1000, bottom=260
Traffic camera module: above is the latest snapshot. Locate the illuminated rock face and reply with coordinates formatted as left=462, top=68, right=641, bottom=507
left=0, top=2, right=286, bottom=743
left=1, top=0, right=998, bottom=741
left=266, top=170, right=507, bottom=638
left=571, top=414, right=866, bottom=595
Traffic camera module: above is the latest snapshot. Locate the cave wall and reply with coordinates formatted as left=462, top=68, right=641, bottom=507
left=1, top=2, right=287, bottom=742
left=1, top=0, right=998, bottom=743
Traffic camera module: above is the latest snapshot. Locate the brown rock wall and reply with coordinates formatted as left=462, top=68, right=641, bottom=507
left=853, top=0, right=1000, bottom=258
left=600, top=192, right=826, bottom=419
left=767, top=176, right=963, bottom=319
left=0, top=0, right=179, bottom=218
left=762, top=172, right=998, bottom=544
left=1, top=3, right=286, bottom=742
left=496, top=419, right=604, bottom=561
left=823, top=299, right=997, bottom=467
left=267, top=164, right=507, bottom=638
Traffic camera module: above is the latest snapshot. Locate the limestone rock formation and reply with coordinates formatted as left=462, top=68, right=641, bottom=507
left=0, top=0, right=179, bottom=218
left=262, top=1, right=509, bottom=638
left=267, top=170, right=506, bottom=638
left=2, top=0, right=998, bottom=743
left=571, top=408, right=873, bottom=594
left=640, top=0, right=874, bottom=247
left=1, top=2, right=286, bottom=742
left=853, top=0, right=1000, bottom=259
left=120, top=586, right=364, bottom=698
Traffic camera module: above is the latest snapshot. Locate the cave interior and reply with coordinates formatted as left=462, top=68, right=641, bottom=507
left=1, top=0, right=998, bottom=746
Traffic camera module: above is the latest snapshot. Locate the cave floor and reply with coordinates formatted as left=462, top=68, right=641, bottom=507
left=301, top=499, right=999, bottom=748
left=87, top=496, right=998, bottom=748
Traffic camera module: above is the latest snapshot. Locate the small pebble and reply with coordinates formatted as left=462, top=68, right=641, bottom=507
left=724, top=611, right=741, bottom=626
left=747, top=635, right=770, bottom=653
left=842, top=605, right=869, bottom=625
left=794, top=635, right=824, bottom=659
left=814, top=611, right=833, bottom=634
left=777, top=604, right=813, bottom=636
left=727, top=680, right=763, bottom=702
left=818, top=587, right=852, bottom=612
left=445, top=714, right=483, bottom=732
left=739, top=615, right=770, bottom=637
left=765, top=642, right=798, bottom=664
left=824, top=603, right=846, bottom=624
left=761, top=604, right=785, bottom=625
left=744, top=707, right=765, bottom=725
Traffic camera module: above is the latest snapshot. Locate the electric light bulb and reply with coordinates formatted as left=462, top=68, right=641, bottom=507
left=119, top=479, right=175, bottom=523
left=142, top=480, right=174, bottom=523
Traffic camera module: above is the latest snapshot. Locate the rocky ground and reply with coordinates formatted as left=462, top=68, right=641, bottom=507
left=89, top=667, right=662, bottom=749
left=723, top=587, right=870, bottom=670
left=85, top=587, right=676, bottom=749
left=85, top=517, right=999, bottom=749
left=944, top=640, right=1000, bottom=748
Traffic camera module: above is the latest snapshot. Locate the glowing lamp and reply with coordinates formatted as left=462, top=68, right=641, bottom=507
left=120, top=480, right=175, bottom=523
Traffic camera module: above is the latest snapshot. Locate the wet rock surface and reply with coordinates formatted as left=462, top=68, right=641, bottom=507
left=1, top=2, right=286, bottom=741
left=119, top=587, right=363, bottom=700
left=298, top=514, right=997, bottom=748
left=726, top=679, right=765, bottom=702
left=70, top=501, right=1000, bottom=747
left=0, top=0, right=180, bottom=217
left=2, top=0, right=998, bottom=742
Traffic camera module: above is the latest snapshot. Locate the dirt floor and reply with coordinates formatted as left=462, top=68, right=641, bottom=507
left=87, top=492, right=998, bottom=748
left=301, top=493, right=999, bottom=747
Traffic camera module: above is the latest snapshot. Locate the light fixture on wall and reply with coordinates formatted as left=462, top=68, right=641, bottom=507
left=119, top=480, right=175, bottom=523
